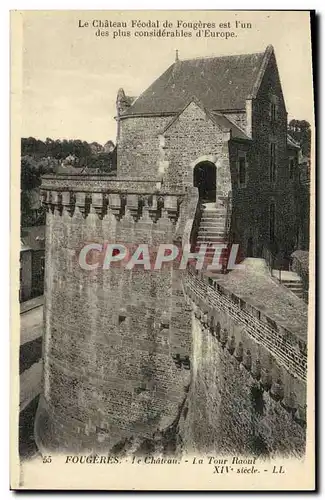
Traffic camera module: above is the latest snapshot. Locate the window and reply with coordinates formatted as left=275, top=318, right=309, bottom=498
left=270, top=143, right=277, bottom=183
left=269, top=95, right=278, bottom=124
left=289, top=157, right=295, bottom=180
left=237, top=153, right=247, bottom=187
left=269, top=202, right=275, bottom=242
left=270, top=102, right=277, bottom=123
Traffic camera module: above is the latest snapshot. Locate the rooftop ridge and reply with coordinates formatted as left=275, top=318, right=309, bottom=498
left=178, top=49, right=265, bottom=62
left=121, top=46, right=270, bottom=117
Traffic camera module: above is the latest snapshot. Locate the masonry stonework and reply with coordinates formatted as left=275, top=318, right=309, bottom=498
left=35, top=44, right=308, bottom=457
left=118, top=116, right=172, bottom=178
left=162, top=102, right=230, bottom=192
left=179, top=267, right=306, bottom=456
left=35, top=177, right=195, bottom=453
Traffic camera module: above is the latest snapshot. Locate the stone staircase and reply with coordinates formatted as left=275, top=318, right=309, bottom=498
left=272, top=270, right=305, bottom=300
left=195, top=203, right=228, bottom=268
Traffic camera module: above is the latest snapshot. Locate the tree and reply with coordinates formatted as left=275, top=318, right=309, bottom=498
left=288, top=119, right=311, bottom=158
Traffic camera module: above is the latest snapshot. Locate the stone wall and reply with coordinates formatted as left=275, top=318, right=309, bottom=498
left=223, top=52, right=303, bottom=260
left=36, top=173, right=307, bottom=458
left=20, top=250, right=32, bottom=302
left=162, top=102, right=232, bottom=197
left=179, top=267, right=306, bottom=456
left=117, top=103, right=234, bottom=199
left=35, top=175, right=194, bottom=454
left=31, top=249, right=45, bottom=297
left=291, top=250, right=309, bottom=302
left=250, top=51, right=299, bottom=257
left=228, top=139, right=254, bottom=252
left=117, top=116, right=172, bottom=178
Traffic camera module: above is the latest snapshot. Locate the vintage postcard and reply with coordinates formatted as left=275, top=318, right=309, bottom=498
left=11, top=10, right=315, bottom=490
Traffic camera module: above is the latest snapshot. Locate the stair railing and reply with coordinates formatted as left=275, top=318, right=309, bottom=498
left=224, top=191, right=232, bottom=243
left=262, top=244, right=285, bottom=284
left=190, top=199, right=203, bottom=253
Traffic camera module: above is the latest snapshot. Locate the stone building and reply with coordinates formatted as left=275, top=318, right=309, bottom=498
left=35, top=45, right=308, bottom=457
left=20, top=226, right=45, bottom=302
left=116, top=44, right=303, bottom=263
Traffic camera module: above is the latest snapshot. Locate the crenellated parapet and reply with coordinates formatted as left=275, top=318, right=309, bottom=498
left=36, top=173, right=196, bottom=454
left=183, top=266, right=307, bottom=426
left=40, top=174, right=185, bottom=223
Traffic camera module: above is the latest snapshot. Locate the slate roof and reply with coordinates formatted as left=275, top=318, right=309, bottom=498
left=210, top=112, right=250, bottom=140
left=122, top=50, right=267, bottom=117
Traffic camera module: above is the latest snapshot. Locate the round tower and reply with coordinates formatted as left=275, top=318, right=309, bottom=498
left=34, top=173, right=193, bottom=454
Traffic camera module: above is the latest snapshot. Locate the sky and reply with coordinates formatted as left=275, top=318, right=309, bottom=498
left=20, top=10, right=314, bottom=145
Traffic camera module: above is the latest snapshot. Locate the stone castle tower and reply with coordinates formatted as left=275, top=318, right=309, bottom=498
left=35, top=46, right=307, bottom=455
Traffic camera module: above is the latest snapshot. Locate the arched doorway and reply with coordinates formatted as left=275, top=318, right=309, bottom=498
left=193, top=161, right=216, bottom=202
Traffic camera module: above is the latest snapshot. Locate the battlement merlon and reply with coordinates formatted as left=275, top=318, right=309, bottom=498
left=182, top=265, right=307, bottom=424
left=40, top=173, right=188, bottom=222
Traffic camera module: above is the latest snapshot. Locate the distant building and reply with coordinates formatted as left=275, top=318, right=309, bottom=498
left=20, top=240, right=32, bottom=302
left=21, top=188, right=42, bottom=225
left=20, top=226, right=45, bottom=302
left=104, top=140, right=115, bottom=153
left=62, top=154, right=77, bottom=166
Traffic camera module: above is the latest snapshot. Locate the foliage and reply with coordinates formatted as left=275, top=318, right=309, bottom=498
left=21, top=156, right=56, bottom=191
left=288, top=119, right=311, bottom=158
left=20, top=137, right=117, bottom=227
left=21, top=137, right=94, bottom=160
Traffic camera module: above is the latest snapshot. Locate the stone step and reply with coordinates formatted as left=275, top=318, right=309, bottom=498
left=200, top=221, right=225, bottom=226
left=284, top=281, right=303, bottom=287
left=200, top=219, right=225, bottom=224
left=200, top=219, right=225, bottom=225
left=199, top=226, right=225, bottom=232
left=281, top=280, right=302, bottom=285
left=201, top=211, right=225, bottom=216
left=198, top=227, right=225, bottom=232
left=203, top=210, right=226, bottom=215
left=201, top=212, right=224, bottom=217
left=193, top=246, right=227, bottom=253
left=199, top=231, right=225, bottom=236
left=197, top=236, right=226, bottom=241
left=286, top=286, right=304, bottom=293
left=197, top=236, right=225, bottom=241
left=201, top=213, right=225, bottom=219
left=197, top=245, right=226, bottom=251
left=198, top=247, right=227, bottom=254
left=198, top=227, right=224, bottom=232
left=199, top=230, right=225, bottom=235
left=203, top=205, right=225, bottom=210
left=197, top=238, right=225, bottom=243
left=281, top=281, right=304, bottom=298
